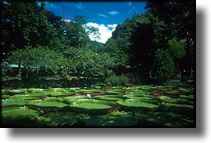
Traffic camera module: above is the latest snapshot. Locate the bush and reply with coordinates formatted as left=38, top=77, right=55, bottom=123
left=105, top=74, right=129, bottom=86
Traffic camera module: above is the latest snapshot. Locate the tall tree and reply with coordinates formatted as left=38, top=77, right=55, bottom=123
left=1, top=1, right=57, bottom=57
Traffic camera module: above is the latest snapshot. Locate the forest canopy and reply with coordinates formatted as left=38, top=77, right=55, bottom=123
left=1, top=0, right=195, bottom=87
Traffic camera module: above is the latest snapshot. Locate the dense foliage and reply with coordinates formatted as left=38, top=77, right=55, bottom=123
left=105, top=0, right=195, bottom=84
left=1, top=1, right=195, bottom=86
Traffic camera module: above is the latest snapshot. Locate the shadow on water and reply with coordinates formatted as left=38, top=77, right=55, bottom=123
left=6, top=10, right=205, bottom=138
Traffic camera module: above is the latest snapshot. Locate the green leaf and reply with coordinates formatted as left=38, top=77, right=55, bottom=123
left=2, top=99, right=28, bottom=107
left=117, top=99, right=159, bottom=109
left=29, top=100, right=67, bottom=108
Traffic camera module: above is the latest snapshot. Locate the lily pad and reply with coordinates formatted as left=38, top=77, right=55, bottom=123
left=9, top=94, right=47, bottom=100
left=2, top=108, right=39, bottom=127
left=2, top=108, right=38, bottom=118
left=164, top=103, right=194, bottom=110
left=2, top=99, right=28, bottom=107
left=159, top=96, right=193, bottom=105
left=179, top=87, right=193, bottom=94
left=72, top=99, right=116, bottom=109
left=77, top=89, right=104, bottom=94
left=117, top=99, right=159, bottom=110
left=130, top=89, right=149, bottom=95
left=2, top=89, right=27, bottom=95
left=44, top=97, right=64, bottom=102
left=123, top=93, right=152, bottom=98
left=180, top=95, right=194, bottom=100
left=71, top=99, right=117, bottom=114
left=50, top=89, right=74, bottom=97
left=95, top=95, right=124, bottom=101
left=63, top=96, right=89, bottom=104
left=29, top=100, right=67, bottom=108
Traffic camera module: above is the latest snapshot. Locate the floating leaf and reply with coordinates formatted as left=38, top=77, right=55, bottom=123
left=63, top=96, right=89, bottom=104
left=29, top=100, right=67, bottom=108
left=77, top=89, right=104, bottom=94
left=2, top=99, right=28, bottom=107
left=2, top=108, right=38, bottom=117
left=9, top=94, right=47, bottom=100
left=95, top=95, right=124, bottom=101
left=117, top=99, right=159, bottom=109
left=2, top=89, right=27, bottom=95
left=72, top=99, right=116, bottom=110
left=50, top=90, right=73, bottom=97
left=44, top=97, right=64, bottom=102
left=164, top=103, right=194, bottom=110
left=159, top=96, right=193, bottom=105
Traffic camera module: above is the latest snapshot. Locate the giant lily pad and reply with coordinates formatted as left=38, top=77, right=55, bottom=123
left=123, top=94, right=157, bottom=104
left=164, top=103, right=194, bottom=110
left=2, top=108, right=38, bottom=118
left=63, top=96, right=89, bottom=104
left=95, top=95, right=124, bottom=101
left=179, top=95, right=194, bottom=100
left=29, top=100, right=67, bottom=108
left=159, top=96, right=193, bottom=105
left=2, top=99, right=28, bottom=107
left=50, top=89, right=74, bottom=97
left=123, top=93, right=152, bottom=98
left=71, top=99, right=117, bottom=114
left=43, top=97, right=64, bottom=102
left=77, top=89, right=104, bottom=94
left=2, top=107, right=39, bottom=127
left=179, top=87, right=194, bottom=94
left=27, top=88, right=47, bottom=92
left=129, top=89, right=149, bottom=95
left=9, top=94, right=47, bottom=100
left=117, top=99, right=159, bottom=110
left=2, top=89, right=27, bottom=95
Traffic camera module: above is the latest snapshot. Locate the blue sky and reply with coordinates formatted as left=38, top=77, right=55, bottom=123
left=44, top=1, right=147, bottom=43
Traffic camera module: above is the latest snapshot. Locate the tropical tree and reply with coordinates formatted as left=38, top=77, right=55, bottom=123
left=5, top=46, right=68, bottom=86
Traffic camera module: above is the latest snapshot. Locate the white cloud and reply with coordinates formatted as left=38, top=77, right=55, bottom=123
left=85, top=22, right=118, bottom=44
left=74, top=3, right=86, bottom=9
left=107, top=24, right=118, bottom=30
left=98, top=13, right=109, bottom=19
left=108, top=11, right=119, bottom=15
left=62, top=19, right=71, bottom=22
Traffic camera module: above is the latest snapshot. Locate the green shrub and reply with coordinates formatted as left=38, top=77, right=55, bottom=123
left=105, top=74, right=129, bottom=86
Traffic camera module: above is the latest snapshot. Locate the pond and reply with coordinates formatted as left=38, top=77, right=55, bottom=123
left=1, top=85, right=195, bottom=127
